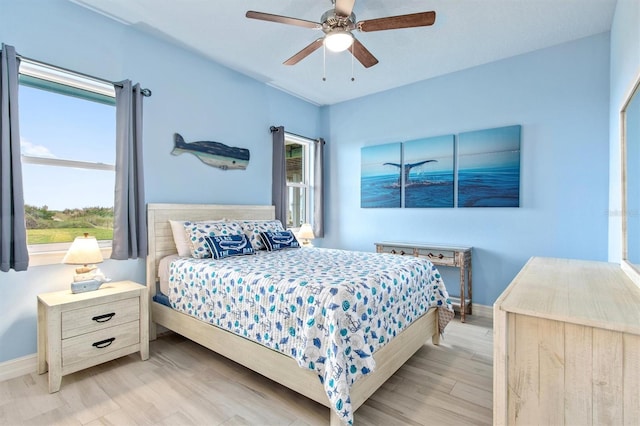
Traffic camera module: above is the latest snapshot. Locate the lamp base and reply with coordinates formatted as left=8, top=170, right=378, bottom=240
left=71, top=279, right=104, bottom=294
left=301, top=240, right=314, bottom=247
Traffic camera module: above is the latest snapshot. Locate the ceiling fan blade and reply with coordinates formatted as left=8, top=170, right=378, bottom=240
left=358, top=11, right=436, bottom=32
left=246, top=11, right=321, bottom=29
left=335, top=0, right=356, bottom=17
left=284, top=38, right=324, bottom=65
left=349, top=38, right=379, bottom=68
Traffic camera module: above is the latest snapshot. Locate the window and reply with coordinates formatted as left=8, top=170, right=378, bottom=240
left=285, top=133, right=314, bottom=228
left=18, top=60, right=116, bottom=255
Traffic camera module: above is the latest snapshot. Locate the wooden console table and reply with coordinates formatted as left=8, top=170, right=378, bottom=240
left=375, top=242, right=472, bottom=322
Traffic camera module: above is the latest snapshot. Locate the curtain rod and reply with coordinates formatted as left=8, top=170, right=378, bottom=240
left=270, top=126, right=324, bottom=144
left=15, top=53, right=152, bottom=97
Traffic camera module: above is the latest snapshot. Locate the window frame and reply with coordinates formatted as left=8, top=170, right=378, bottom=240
left=18, top=60, right=116, bottom=264
left=285, top=133, right=314, bottom=229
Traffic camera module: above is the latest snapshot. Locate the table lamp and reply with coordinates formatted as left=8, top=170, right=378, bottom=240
left=62, top=233, right=106, bottom=293
left=297, top=223, right=315, bottom=247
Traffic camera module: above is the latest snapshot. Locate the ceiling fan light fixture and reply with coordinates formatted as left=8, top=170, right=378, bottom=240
left=324, top=30, right=354, bottom=52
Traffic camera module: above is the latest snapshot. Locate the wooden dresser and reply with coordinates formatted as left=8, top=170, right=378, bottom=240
left=375, top=241, right=472, bottom=321
left=493, top=257, right=640, bottom=425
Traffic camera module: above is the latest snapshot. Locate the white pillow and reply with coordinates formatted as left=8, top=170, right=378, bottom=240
left=169, top=220, right=192, bottom=257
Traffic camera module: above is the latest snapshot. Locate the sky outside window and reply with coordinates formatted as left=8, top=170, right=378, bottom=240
left=19, top=84, right=115, bottom=210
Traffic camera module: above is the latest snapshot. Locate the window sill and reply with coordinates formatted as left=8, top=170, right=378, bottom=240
left=29, top=247, right=112, bottom=267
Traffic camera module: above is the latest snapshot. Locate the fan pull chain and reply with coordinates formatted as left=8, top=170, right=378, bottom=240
left=351, top=50, right=355, bottom=82
left=322, top=43, right=327, bottom=81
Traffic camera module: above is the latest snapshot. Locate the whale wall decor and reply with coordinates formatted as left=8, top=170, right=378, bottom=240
left=171, top=133, right=250, bottom=170
left=360, top=136, right=454, bottom=209
left=361, top=125, right=521, bottom=208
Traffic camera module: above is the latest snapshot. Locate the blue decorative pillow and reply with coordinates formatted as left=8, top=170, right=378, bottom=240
left=204, top=234, right=254, bottom=259
left=184, top=220, right=243, bottom=258
left=259, top=230, right=300, bottom=251
left=238, top=219, right=285, bottom=250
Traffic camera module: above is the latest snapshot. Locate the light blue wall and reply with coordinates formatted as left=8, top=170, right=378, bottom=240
left=0, top=0, right=624, bottom=365
left=320, top=33, right=611, bottom=306
left=0, top=0, right=320, bottom=362
left=608, top=0, right=640, bottom=262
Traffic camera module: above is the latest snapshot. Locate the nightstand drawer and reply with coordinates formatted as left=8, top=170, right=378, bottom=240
left=416, top=248, right=456, bottom=266
left=62, top=297, right=140, bottom=339
left=62, top=320, right=140, bottom=367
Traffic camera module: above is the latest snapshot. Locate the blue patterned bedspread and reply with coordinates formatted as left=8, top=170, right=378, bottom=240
left=168, top=247, right=454, bottom=424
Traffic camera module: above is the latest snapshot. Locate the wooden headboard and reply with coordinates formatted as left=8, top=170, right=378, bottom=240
left=146, top=203, right=276, bottom=297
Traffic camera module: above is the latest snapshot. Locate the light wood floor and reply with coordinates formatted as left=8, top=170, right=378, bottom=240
left=0, top=315, right=493, bottom=425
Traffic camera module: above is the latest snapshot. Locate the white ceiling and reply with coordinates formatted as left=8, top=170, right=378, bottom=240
left=70, top=0, right=617, bottom=106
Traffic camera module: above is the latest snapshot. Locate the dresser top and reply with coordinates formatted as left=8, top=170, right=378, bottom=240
left=495, top=257, right=640, bottom=335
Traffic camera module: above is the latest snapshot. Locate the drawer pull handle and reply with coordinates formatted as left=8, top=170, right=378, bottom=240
left=390, top=249, right=396, bottom=254
left=428, top=252, right=445, bottom=259
left=92, top=337, right=116, bottom=349
left=400, top=250, right=406, bottom=255
left=92, top=313, right=115, bottom=323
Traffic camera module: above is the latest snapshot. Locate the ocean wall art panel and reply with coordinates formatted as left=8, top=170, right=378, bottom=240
left=457, top=125, right=521, bottom=207
left=404, top=135, right=455, bottom=208
left=361, top=142, right=402, bottom=208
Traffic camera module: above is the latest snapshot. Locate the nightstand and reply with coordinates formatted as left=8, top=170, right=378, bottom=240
left=37, top=280, right=149, bottom=393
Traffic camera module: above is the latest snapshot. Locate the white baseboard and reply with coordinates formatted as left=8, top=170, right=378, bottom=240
left=469, top=303, right=493, bottom=319
left=451, top=301, right=493, bottom=320
left=0, top=353, right=37, bottom=382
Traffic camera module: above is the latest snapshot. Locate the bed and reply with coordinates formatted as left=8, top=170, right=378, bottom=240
left=146, top=203, right=454, bottom=425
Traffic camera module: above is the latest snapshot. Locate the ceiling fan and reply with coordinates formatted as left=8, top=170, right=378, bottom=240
left=246, top=0, right=436, bottom=69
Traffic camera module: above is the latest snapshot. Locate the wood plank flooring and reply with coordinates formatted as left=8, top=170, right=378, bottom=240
left=0, top=315, right=492, bottom=425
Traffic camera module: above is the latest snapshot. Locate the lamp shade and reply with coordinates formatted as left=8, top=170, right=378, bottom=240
left=298, top=223, right=315, bottom=240
left=324, top=30, right=354, bottom=52
left=62, top=233, right=103, bottom=265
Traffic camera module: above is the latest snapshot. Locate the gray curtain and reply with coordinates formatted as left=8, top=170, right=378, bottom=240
left=313, top=138, right=325, bottom=238
left=111, top=80, right=147, bottom=260
left=271, top=126, right=287, bottom=224
left=0, top=44, right=28, bottom=272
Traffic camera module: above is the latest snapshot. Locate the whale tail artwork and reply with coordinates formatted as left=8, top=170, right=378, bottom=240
left=384, top=159, right=437, bottom=186
left=171, top=133, right=250, bottom=171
